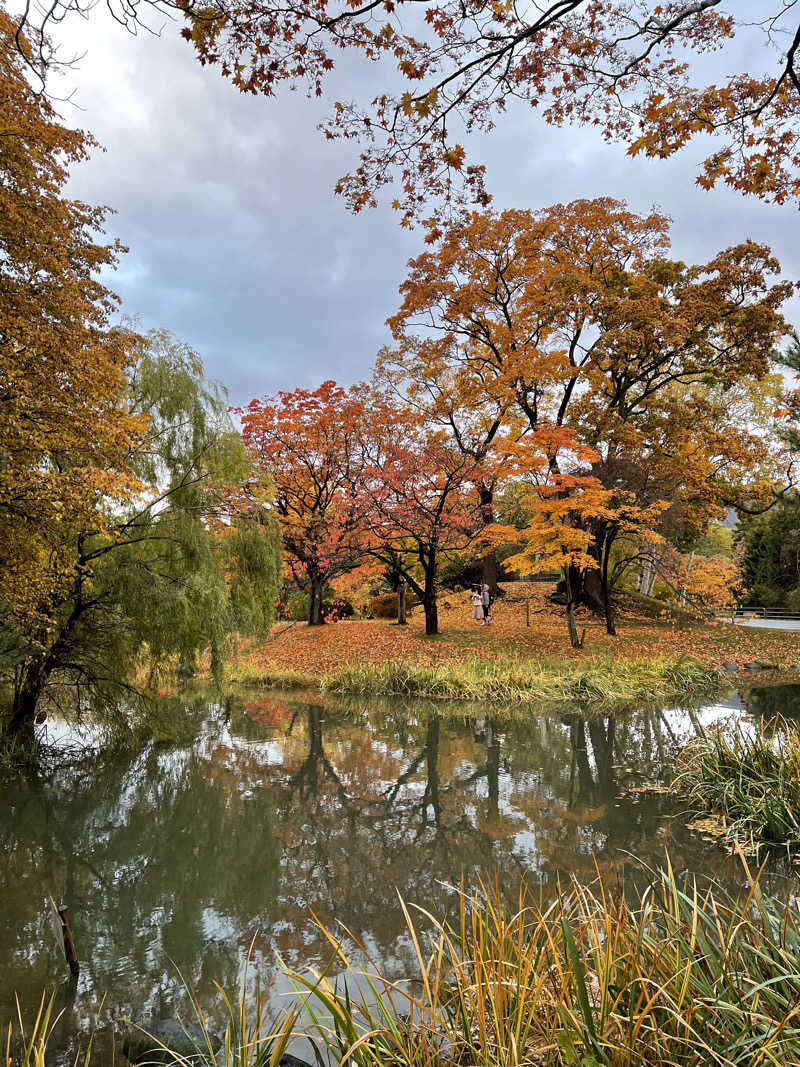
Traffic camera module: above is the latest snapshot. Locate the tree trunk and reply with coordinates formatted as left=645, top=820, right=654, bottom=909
left=397, top=581, right=407, bottom=625
left=602, top=580, right=616, bottom=636
left=638, top=553, right=658, bottom=597
left=7, top=663, right=46, bottom=739
left=580, top=567, right=605, bottom=615
left=564, top=567, right=584, bottom=650
left=600, top=538, right=617, bottom=636
left=422, top=592, right=438, bottom=635
left=308, top=574, right=325, bottom=626
left=478, top=483, right=500, bottom=598
left=422, top=552, right=439, bottom=635
left=5, top=578, right=88, bottom=739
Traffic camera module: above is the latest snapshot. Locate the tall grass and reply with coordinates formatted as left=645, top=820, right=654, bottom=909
left=675, top=715, right=800, bottom=853
left=122, top=948, right=297, bottom=1067
left=322, top=655, right=722, bottom=710
left=290, top=861, right=800, bottom=1066
left=228, top=667, right=317, bottom=691
left=4, top=993, right=92, bottom=1067
left=13, top=862, right=800, bottom=1066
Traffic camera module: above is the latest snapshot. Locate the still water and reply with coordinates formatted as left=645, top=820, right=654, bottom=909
left=1, top=687, right=798, bottom=1061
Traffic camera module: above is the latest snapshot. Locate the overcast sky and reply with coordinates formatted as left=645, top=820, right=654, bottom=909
left=52, top=5, right=800, bottom=407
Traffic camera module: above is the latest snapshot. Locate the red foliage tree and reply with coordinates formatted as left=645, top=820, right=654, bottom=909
left=359, top=408, right=482, bottom=635
left=236, top=381, right=371, bottom=625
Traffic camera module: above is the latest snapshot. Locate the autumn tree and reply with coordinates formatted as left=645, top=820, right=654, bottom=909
left=574, top=371, right=790, bottom=630
left=386, top=199, right=790, bottom=630
left=3, top=331, right=282, bottom=737
left=189, top=0, right=800, bottom=215
left=359, top=406, right=482, bottom=635
left=0, top=8, right=143, bottom=639
left=486, top=427, right=668, bottom=647
left=381, top=199, right=670, bottom=600
left=375, top=341, right=512, bottom=597
left=237, top=381, right=374, bottom=625
left=18, top=2, right=800, bottom=218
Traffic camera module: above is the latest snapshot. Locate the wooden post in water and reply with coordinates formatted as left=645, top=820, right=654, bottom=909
left=58, top=906, right=80, bottom=978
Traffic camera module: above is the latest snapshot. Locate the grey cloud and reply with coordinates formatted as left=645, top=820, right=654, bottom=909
left=58, top=9, right=800, bottom=407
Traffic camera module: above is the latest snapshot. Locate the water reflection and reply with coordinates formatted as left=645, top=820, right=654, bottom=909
left=749, top=684, right=800, bottom=720
left=0, top=691, right=790, bottom=1059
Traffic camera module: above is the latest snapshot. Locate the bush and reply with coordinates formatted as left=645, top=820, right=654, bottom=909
left=368, top=592, right=416, bottom=618
left=287, top=592, right=310, bottom=621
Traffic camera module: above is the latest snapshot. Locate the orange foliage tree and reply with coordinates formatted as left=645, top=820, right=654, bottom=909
left=161, top=1, right=800, bottom=218
left=486, top=426, right=668, bottom=647
left=384, top=199, right=790, bottom=633
left=381, top=198, right=671, bottom=603
left=236, top=381, right=374, bottom=625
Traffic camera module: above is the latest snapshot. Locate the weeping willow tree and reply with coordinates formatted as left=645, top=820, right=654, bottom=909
left=2, top=329, right=282, bottom=739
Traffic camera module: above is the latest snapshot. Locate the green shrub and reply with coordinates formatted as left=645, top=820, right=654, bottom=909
left=287, top=592, right=310, bottom=621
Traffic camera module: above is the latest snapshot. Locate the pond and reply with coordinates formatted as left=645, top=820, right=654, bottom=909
left=1, top=685, right=799, bottom=1062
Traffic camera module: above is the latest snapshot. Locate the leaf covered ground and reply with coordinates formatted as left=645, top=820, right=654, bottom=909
left=234, top=583, right=800, bottom=686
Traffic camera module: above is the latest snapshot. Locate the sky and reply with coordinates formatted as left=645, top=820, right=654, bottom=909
left=49, top=4, right=800, bottom=407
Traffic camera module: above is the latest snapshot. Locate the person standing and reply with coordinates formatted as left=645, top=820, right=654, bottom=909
left=480, top=582, right=492, bottom=625
left=471, top=584, right=483, bottom=623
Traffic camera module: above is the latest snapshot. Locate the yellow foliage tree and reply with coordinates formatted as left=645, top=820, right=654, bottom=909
left=0, top=11, right=144, bottom=635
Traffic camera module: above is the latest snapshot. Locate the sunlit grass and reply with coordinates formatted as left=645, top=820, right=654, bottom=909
left=227, top=666, right=317, bottom=691
left=322, top=654, right=723, bottom=710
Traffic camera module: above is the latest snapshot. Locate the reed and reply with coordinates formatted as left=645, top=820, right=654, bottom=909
left=289, top=860, right=800, bottom=1066
left=13, top=862, right=800, bottom=1065
left=674, top=715, right=800, bottom=853
left=322, top=655, right=722, bottom=711
left=122, top=948, right=297, bottom=1067
left=229, top=667, right=317, bottom=691
left=4, top=993, right=92, bottom=1067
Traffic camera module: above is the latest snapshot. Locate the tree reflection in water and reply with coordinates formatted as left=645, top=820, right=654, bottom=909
left=0, top=692, right=767, bottom=1060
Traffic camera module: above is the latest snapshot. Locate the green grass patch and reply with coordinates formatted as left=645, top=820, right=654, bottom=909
left=322, top=654, right=723, bottom=711
left=674, top=715, right=800, bottom=854
left=227, top=666, right=317, bottom=690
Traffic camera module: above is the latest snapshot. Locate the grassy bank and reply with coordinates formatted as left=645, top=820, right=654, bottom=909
left=231, top=589, right=800, bottom=701
left=321, top=654, right=724, bottom=710
left=675, top=716, right=800, bottom=855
